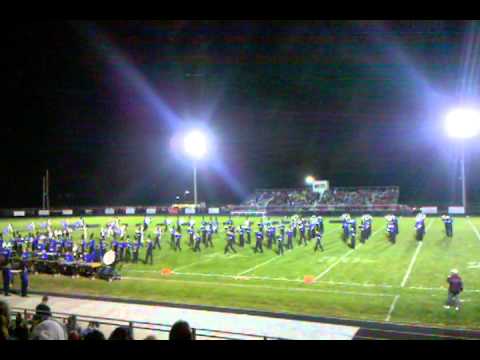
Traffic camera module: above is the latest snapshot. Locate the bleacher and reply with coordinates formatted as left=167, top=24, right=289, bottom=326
left=233, top=186, right=406, bottom=214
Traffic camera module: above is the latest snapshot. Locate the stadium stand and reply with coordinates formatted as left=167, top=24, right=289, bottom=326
left=226, top=186, right=410, bottom=215
left=241, top=187, right=400, bottom=208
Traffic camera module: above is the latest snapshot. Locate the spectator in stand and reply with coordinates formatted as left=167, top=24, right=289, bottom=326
left=12, top=313, right=29, bottom=340
left=81, top=321, right=100, bottom=338
left=144, top=335, right=157, bottom=340
left=83, top=329, right=105, bottom=340
left=0, top=300, right=11, bottom=341
left=169, top=320, right=194, bottom=340
left=66, top=315, right=81, bottom=335
left=34, top=296, right=52, bottom=323
left=68, top=330, right=81, bottom=340
left=108, top=326, right=133, bottom=340
left=445, top=269, right=464, bottom=311
left=30, top=319, right=68, bottom=340
left=0, top=315, right=9, bottom=341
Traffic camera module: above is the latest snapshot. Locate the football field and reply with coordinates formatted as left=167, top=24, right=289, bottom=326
left=3, top=215, right=480, bottom=330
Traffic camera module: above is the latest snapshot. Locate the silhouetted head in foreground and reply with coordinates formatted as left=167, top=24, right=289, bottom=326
left=169, top=320, right=193, bottom=340
left=108, top=326, right=133, bottom=340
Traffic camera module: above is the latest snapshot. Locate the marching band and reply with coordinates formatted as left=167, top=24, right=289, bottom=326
left=0, top=211, right=452, bottom=296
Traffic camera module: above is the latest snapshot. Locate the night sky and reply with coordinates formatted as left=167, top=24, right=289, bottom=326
left=3, top=20, right=480, bottom=208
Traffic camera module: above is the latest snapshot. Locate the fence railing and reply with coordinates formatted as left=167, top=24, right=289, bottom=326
left=10, top=307, right=286, bottom=340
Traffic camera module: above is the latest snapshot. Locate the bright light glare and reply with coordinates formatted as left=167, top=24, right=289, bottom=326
left=305, top=175, right=315, bottom=185
left=445, top=108, right=480, bottom=139
left=184, top=131, right=207, bottom=159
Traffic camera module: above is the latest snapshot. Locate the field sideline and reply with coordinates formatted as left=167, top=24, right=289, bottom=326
left=2, top=215, right=480, bottom=330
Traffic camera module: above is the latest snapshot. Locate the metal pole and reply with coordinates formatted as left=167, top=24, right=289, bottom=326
left=193, top=161, right=198, bottom=206
left=42, top=176, right=45, bottom=209
left=46, top=169, right=50, bottom=210
left=461, top=144, right=467, bottom=213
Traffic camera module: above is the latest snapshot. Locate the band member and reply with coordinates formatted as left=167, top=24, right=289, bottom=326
left=387, top=221, right=397, bottom=244
left=314, top=232, right=324, bottom=252
left=20, top=262, right=29, bottom=297
left=188, top=226, right=195, bottom=248
left=143, top=216, right=151, bottom=231
left=224, top=229, right=237, bottom=254
left=279, top=223, right=285, bottom=239
left=277, top=234, right=285, bottom=256
left=342, top=218, right=350, bottom=242
left=132, top=241, right=140, bottom=263
left=299, top=222, right=307, bottom=246
left=124, top=236, right=132, bottom=263
left=286, top=226, right=294, bottom=250
left=206, top=226, right=214, bottom=248
left=170, top=227, right=176, bottom=250
left=393, top=215, right=399, bottom=235
left=88, top=234, right=96, bottom=255
left=193, top=232, right=202, bottom=253
left=201, top=225, right=207, bottom=246
left=350, top=222, right=357, bottom=250
left=112, top=237, right=120, bottom=258
left=415, top=214, right=426, bottom=241
left=254, top=230, right=264, bottom=253
left=174, top=231, right=182, bottom=252
left=100, top=227, right=107, bottom=241
left=317, top=216, right=324, bottom=235
left=246, top=225, right=252, bottom=244
left=238, top=227, right=245, bottom=248
left=2, top=266, right=12, bottom=296
left=360, top=214, right=372, bottom=243
left=120, top=239, right=128, bottom=262
left=154, top=225, right=162, bottom=250
left=145, top=236, right=154, bottom=265
left=135, top=226, right=142, bottom=244
left=308, top=222, right=316, bottom=241
left=292, top=218, right=298, bottom=239
left=442, top=215, right=453, bottom=238
left=99, top=238, right=107, bottom=260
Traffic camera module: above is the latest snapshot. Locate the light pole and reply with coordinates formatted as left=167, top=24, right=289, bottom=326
left=305, top=175, right=315, bottom=186
left=183, top=130, right=207, bottom=206
left=445, top=108, right=480, bottom=212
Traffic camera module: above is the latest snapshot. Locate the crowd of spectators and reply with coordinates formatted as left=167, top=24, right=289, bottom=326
left=0, top=298, right=194, bottom=341
left=243, top=187, right=400, bottom=208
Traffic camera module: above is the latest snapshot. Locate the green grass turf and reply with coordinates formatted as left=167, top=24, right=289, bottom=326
left=2, top=215, right=480, bottom=329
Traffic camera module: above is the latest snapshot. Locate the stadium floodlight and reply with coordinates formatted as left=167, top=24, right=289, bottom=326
left=445, top=108, right=480, bottom=139
left=184, top=130, right=207, bottom=159
left=183, top=130, right=208, bottom=206
left=445, top=107, right=480, bottom=212
left=305, top=175, right=315, bottom=186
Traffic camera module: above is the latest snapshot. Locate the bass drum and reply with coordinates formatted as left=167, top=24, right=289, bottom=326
left=102, top=250, right=116, bottom=266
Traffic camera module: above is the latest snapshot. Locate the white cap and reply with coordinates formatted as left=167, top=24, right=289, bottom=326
left=451, top=269, right=459, bottom=274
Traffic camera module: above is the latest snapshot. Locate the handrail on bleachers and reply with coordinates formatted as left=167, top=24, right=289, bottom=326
left=10, top=306, right=286, bottom=340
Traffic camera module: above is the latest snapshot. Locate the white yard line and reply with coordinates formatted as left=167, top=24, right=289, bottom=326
left=313, top=228, right=384, bottom=282
left=314, top=250, right=355, bottom=281
left=385, top=295, right=400, bottom=322
left=122, top=276, right=396, bottom=298
left=236, top=256, right=280, bottom=276
left=175, top=271, right=303, bottom=282
left=235, top=228, right=341, bottom=277
left=468, top=219, right=480, bottom=242
left=173, top=250, right=226, bottom=272
left=400, top=219, right=435, bottom=288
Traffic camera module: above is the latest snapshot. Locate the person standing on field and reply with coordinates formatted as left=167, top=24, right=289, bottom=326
left=444, top=269, right=463, bottom=311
